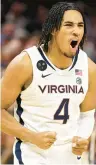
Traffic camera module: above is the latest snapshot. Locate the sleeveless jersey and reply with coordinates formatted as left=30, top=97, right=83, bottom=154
left=14, top=46, right=88, bottom=145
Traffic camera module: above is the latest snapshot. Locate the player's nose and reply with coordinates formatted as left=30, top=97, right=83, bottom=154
left=72, top=26, right=80, bottom=37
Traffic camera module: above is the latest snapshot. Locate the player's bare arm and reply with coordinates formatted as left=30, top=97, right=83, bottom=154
left=1, top=52, right=56, bottom=149
left=72, top=58, right=96, bottom=156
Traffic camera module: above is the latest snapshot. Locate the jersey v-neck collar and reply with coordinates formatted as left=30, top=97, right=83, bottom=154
left=38, top=46, right=79, bottom=73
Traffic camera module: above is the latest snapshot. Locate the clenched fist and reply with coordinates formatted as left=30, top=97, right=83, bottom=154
left=34, top=131, right=57, bottom=149
left=72, top=136, right=89, bottom=156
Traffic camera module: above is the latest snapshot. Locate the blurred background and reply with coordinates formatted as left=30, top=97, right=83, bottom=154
left=1, top=0, right=96, bottom=164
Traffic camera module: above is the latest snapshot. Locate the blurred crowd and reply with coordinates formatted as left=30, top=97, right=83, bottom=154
left=1, top=1, right=96, bottom=164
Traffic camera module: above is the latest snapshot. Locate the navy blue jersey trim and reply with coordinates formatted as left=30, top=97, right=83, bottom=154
left=15, top=95, right=24, bottom=164
left=38, top=47, right=56, bottom=71
left=69, top=49, right=79, bottom=70
left=15, top=140, right=24, bottom=164
left=38, top=47, right=79, bottom=71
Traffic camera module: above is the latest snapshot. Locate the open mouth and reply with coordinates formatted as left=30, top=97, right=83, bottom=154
left=70, top=40, right=78, bottom=48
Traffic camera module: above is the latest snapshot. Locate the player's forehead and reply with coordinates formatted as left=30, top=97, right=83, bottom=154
left=62, top=10, right=84, bottom=24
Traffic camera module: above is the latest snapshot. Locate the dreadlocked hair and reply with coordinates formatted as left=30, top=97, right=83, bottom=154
left=39, top=1, right=87, bottom=52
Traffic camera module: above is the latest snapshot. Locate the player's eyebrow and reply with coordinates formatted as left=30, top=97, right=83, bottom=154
left=64, top=21, right=84, bottom=24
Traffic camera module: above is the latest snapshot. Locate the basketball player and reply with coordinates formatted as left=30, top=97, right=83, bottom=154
left=1, top=2, right=96, bottom=164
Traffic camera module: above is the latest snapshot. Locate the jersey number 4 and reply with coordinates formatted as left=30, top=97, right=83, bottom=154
left=54, top=99, right=69, bottom=124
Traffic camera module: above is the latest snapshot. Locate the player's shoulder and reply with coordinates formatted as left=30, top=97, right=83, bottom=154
left=88, top=57, right=96, bottom=84
left=79, top=49, right=96, bottom=72
left=3, top=46, right=37, bottom=84
left=8, top=46, right=38, bottom=70
left=78, top=49, right=88, bottom=62
left=79, top=49, right=87, bottom=57
left=7, top=50, right=32, bottom=74
left=88, top=57, right=96, bottom=74
left=79, top=49, right=96, bottom=82
left=16, top=45, right=37, bottom=66
left=24, top=45, right=37, bottom=52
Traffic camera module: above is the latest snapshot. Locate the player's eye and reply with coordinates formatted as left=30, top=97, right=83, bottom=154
left=78, top=24, right=84, bottom=27
left=65, top=24, right=72, bottom=27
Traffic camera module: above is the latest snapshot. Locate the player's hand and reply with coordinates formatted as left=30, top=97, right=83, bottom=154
left=34, top=131, right=57, bottom=149
left=72, top=136, right=89, bottom=155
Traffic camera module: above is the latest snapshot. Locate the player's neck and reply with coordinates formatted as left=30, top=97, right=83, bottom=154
left=45, top=42, right=73, bottom=70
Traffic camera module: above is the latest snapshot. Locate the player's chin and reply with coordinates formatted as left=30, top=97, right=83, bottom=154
left=63, top=52, right=74, bottom=59
left=67, top=53, right=76, bottom=59
left=68, top=49, right=78, bottom=58
left=71, top=49, right=78, bottom=56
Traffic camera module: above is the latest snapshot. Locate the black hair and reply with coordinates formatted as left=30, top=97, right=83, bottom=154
left=39, top=1, right=86, bottom=52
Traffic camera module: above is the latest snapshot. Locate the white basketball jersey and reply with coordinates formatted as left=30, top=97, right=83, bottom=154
left=14, top=46, right=88, bottom=144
